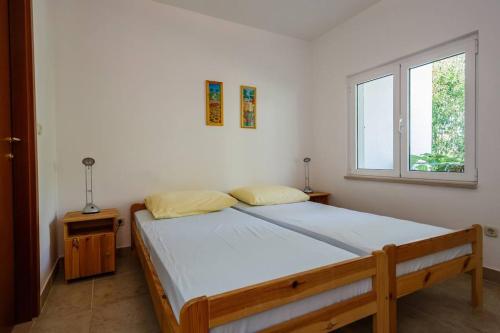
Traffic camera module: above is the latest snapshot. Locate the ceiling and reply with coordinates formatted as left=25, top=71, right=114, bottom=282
left=153, top=0, right=379, bottom=40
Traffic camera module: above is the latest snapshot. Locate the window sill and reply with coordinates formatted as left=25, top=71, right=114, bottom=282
left=344, top=174, right=478, bottom=189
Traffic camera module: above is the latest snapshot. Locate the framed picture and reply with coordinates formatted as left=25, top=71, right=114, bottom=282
left=205, top=80, right=223, bottom=126
left=240, top=85, right=256, bottom=129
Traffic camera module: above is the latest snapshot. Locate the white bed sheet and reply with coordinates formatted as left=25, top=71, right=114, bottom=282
left=234, top=201, right=472, bottom=277
left=135, top=208, right=372, bottom=333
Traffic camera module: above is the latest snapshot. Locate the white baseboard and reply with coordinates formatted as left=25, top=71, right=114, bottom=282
left=40, top=256, right=62, bottom=308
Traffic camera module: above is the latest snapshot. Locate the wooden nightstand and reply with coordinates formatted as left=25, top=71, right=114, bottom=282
left=307, top=192, right=330, bottom=205
left=63, top=208, right=119, bottom=280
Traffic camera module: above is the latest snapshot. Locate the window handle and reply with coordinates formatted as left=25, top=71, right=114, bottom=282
left=399, top=118, right=404, bottom=133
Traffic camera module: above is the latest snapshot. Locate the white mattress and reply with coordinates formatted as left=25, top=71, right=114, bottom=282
left=135, top=208, right=372, bottom=333
left=234, top=201, right=472, bottom=277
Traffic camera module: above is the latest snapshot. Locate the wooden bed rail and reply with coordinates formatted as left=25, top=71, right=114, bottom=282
left=392, top=225, right=480, bottom=263
left=131, top=203, right=179, bottom=333
left=130, top=203, right=389, bottom=333
left=207, top=254, right=378, bottom=328
left=383, top=224, right=483, bottom=333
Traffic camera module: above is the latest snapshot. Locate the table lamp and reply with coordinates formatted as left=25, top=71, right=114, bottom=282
left=303, top=157, right=313, bottom=194
left=82, top=157, right=100, bottom=214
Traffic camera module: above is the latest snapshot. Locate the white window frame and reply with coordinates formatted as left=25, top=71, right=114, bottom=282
left=347, top=34, right=478, bottom=184
left=400, top=37, right=477, bottom=182
left=347, top=64, right=400, bottom=177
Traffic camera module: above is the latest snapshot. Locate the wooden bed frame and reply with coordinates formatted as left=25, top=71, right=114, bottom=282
left=130, top=203, right=390, bottom=333
left=383, top=224, right=483, bottom=333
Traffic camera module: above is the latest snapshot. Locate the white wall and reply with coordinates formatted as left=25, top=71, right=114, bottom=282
left=46, top=0, right=312, bottom=253
left=35, top=0, right=500, bottom=272
left=312, top=0, right=500, bottom=270
left=33, top=0, right=59, bottom=289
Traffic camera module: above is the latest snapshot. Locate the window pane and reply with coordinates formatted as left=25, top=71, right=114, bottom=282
left=357, top=75, right=394, bottom=170
left=409, top=53, right=465, bottom=173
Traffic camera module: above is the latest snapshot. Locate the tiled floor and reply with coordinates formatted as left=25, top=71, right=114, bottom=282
left=30, top=249, right=159, bottom=333
left=27, top=248, right=500, bottom=332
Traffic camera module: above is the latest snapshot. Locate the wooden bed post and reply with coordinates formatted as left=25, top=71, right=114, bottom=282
left=372, top=250, right=389, bottom=333
left=383, top=244, right=397, bottom=333
left=130, top=209, right=135, bottom=251
left=180, top=296, right=209, bottom=333
left=130, top=203, right=146, bottom=251
left=471, top=224, right=483, bottom=309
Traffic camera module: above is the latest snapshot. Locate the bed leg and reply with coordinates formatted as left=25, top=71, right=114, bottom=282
left=388, top=294, right=397, bottom=333
left=180, top=296, right=209, bottom=333
left=130, top=222, right=136, bottom=251
left=372, top=251, right=390, bottom=333
left=383, top=244, right=397, bottom=333
left=471, top=267, right=483, bottom=309
left=471, top=224, right=483, bottom=309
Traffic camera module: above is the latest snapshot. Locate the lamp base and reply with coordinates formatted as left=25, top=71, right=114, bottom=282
left=82, top=203, right=100, bottom=214
left=303, top=187, right=313, bottom=194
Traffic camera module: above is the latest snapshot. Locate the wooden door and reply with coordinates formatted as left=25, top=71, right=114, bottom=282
left=79, top=236, right=101, bottom=277
left=99, top=233, right=116, bottom=273
left=79, top=234, right=116, bottom=277
left=64, top=238, right=81, bottom=280
left=0, top=0, right=15, bottom=331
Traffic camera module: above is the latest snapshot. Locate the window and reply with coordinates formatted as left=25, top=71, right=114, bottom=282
left=357, top=75, right=394, bottom=170
left=348, top=35, right=477, bottom=184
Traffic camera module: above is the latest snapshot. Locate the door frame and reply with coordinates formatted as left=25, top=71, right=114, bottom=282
left=9, top=0, right=40, bottom=322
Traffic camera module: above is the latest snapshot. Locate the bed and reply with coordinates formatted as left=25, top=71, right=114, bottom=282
left=234, top=200, right=483, bottom=333
left=130, top=203, right=390, bottom=333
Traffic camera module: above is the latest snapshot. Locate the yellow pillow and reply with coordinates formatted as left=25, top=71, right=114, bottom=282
left=145, top=190, right=237, bottom=219
left=230, top=185, right=309, bottom=206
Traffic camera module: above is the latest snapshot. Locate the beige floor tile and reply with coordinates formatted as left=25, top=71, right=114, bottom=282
left=11, top=321, right=33, bottom=333
left=482, top=280, right=500, bottom=310
left=397, top=301, right=459, bottom=332
left=41, top=279, right=93, bottom=317
left=31, top=310, right=92, bottom=333
left=401, top=279, right=500, bottom=332
left=336, top=304, right=460, bottom=333
left=90, top=295, right=160, bottom=333
left=93, top=271, right=148, bottom=307
left=114, top=248, right=142, bottom=276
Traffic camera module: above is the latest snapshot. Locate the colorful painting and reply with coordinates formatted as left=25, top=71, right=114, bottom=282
left=206, top=81, right=224, bottom=126
left=240, top=86, right=256, bottom=129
